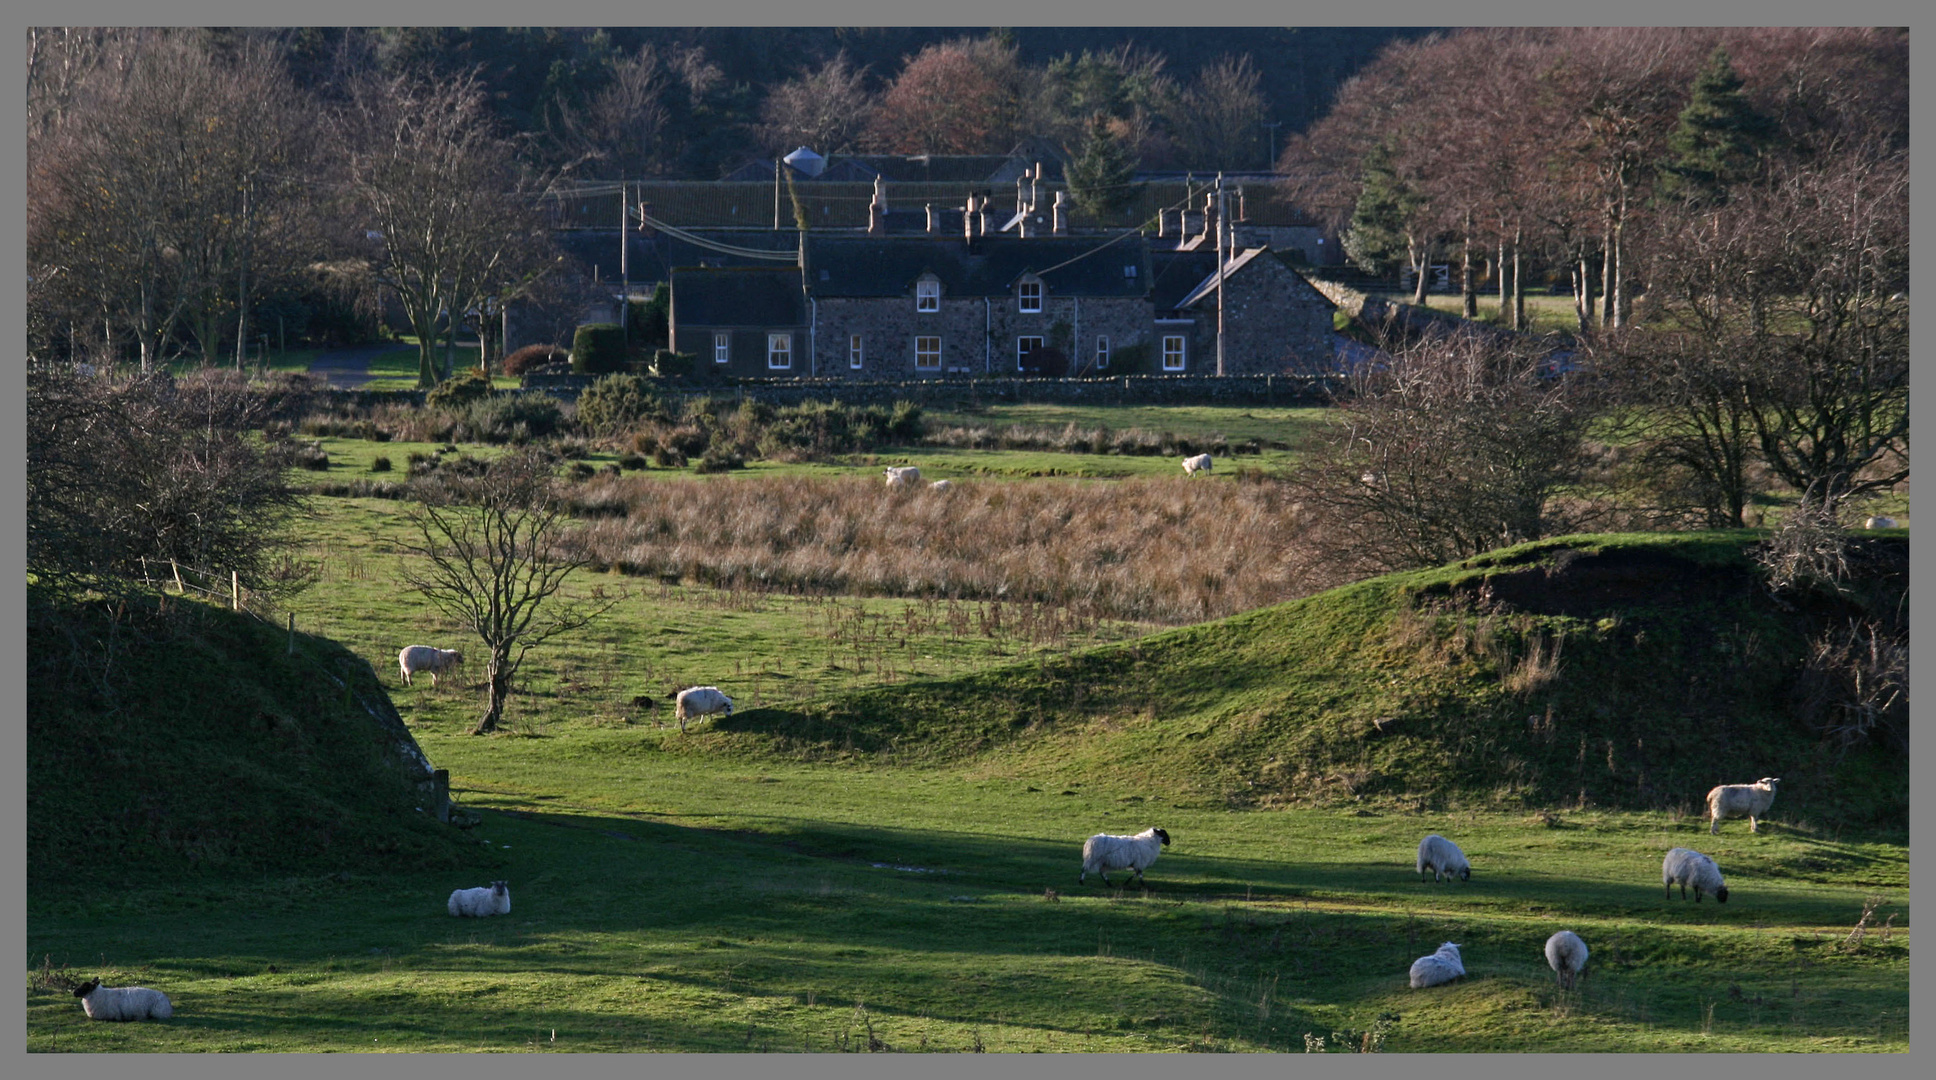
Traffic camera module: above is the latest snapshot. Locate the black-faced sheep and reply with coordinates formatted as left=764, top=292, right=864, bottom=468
left=1408, top=942, right=1465, bottom=988
left=668, top=686, right=733, bottom=733
left=73, top=978, right=173, bottom=1021
left=1416, top=834, right=1471, bottom=883
left=1544, top=930, right=1588, bottom=990
left=1706, top=778, right=1779, bottom=835
left=1663, top=847, right=1728, bottom=903
left=449, top=880, right=511, bottom=917
left=399, top=645, right=464, bottom=688
left=1079, top=827, right=1170, bottom=887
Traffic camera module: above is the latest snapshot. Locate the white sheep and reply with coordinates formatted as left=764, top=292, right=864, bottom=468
left=885, top=465, right=923, bottom=488
left=73, top=978, right=173, bottom=1021
left=1408, top=942, right=1465, bottom=988
left=1416, top=833, right=1471, bottom=883
left=448, top=880, right=511, bottom=917
left=669, top=686, right=734, bottom=733
left=1544, top=930, right=1589, bottom=990
left=1181, top=453, right=1213, bottom=476
left=1706, top=777, right=1779, bottom=835
left=929, top=479, right=954, bottom=492
left=1662, top=847, right=1728, bottom=903
left=1864, top=516, right=1898, bottom=529
left=1079, top=827, right=1171, bottom=887
left=398, top=645, right=464, bottom=688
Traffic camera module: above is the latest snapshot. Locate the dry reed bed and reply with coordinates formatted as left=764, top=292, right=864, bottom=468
left=565, top=474, right=1321, bottom=624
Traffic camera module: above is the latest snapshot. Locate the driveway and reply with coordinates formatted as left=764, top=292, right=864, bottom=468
left=307, top=345, right=400, bottom=390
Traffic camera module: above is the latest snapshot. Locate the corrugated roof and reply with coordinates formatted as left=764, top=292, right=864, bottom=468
left=803, top=235, right=1150, bottom=299
left=670, top=267, right=807, bottom=327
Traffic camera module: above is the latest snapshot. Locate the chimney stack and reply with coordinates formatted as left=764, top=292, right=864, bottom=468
left=1200, top=192, right=1217, bottom=243
left=964, top=195, right=977, bottom=240
left=926, top=203, right=936, bottom=233
left=977, top=196, right=990, bottom=237
left=1031, top=162, right=1042, bottom=211
left=1017, top=171, right=1028, bottom=217
left=1052, top=190, right=1068, bottom=235
left=869, top=176, right=888, bottom=234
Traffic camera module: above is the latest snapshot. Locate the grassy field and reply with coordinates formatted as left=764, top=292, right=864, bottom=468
left=26, top=419, right=1910, bottom=1054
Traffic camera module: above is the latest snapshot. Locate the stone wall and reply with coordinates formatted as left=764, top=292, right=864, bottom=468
left=513, top=372, right=1342, bottom=408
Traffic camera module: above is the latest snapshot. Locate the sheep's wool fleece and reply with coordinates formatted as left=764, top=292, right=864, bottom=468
left=79, top=984, right=173, bottom=1021
left=1409, top=943, right=1465, bottom=988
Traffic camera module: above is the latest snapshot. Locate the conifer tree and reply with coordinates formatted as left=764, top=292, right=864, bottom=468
left=1066, top=113, right=1139, bottom=221
left=1341, top=142, right=1421, bottom=279
left=1660, top=47, right=1780, bottom=205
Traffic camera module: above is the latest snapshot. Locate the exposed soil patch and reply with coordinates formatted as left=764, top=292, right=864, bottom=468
left=1428, top=547, right=1764, bottom=618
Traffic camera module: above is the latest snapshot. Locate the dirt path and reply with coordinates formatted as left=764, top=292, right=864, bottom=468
left=307, top=345, right=401, bottom=389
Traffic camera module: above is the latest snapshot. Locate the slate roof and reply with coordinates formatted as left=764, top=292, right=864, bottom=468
left=669, top=267, right=807, bottom=327
left=1148, top=250, right=1221, bottom=312
left=1177, top=247, right=1273, bottom=309
left=802, top=235, right=1150, bottom=299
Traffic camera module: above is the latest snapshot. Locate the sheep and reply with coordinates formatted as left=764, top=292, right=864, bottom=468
left=398, top=645, right=464, bottom=688
left=1864, top=515, right=1898, bottom=529
left=668, top=685, right=734, bottom=733
left=1079, top=827, right=1170, bottom=887
left=1544, top=930, right=1589, bottom=990
left=929, top=479, right=954, bottom=492
left=1705, top=777, right=1779, bottom=834
left=448, top=880, right=511, bottom=917
left=1408, top=942, right=1465, bottom=988
left=73, top=978, right=173, bottom=1021
left=1663, top=847, right=1728, bottom=903
left=885, top=465, right=922, bottom=489
left=1416, top=833, right=1472, bottom=883
left=1181, top=453, right=1213, bottom=476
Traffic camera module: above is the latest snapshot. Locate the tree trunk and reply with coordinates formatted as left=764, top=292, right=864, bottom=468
left=1600, top=226, right=1614, bottom=327
left=1610, top=183, right=1628, bottom=330
left=1411, top=237, right=1432, bottom=305
left=1461, top=213, right=1477, bottom=319
left=1575, top=255, right=1594, bottom=333
left=1511, top=227, right=1525, bottom=332
left=472, top=648, right=512, bottom=735
left=1497, top=235, right=1508, bottom=321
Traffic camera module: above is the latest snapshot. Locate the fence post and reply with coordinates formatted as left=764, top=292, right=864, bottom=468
left=232, top=570, right=240, bottom=611
left=433, top=769, right=451, bottom=823
left=287, top=612, right=296, bottom=655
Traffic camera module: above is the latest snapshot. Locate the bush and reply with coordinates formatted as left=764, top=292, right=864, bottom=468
left=504, top=344, right=569, bottom=377
left=571, top=323, right=627, bottom=375
left=693, top=447, right=745, bottom=473
left=650, top=348, right=698, bottom=379
left=424, top=368, right=494, bottom=409
left=575, top=373, right=669, bottom=438
left=451, top=393, right=565, bottom=444
left=371, top=456, right=393, bottom=473
left=618, top=453, right=649, bottom=471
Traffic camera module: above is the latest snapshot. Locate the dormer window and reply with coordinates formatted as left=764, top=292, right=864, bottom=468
left=916, top=278, right=940, bottom=312
left=1018, top=279, right=1043, bottom=313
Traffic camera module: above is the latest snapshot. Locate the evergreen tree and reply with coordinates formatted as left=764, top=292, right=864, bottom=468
left=1066, top=113, right=1139, bottom=221
left=1660, top=47, right=1780, bottom=205
left=1341, top=142, right=1420, bottom=278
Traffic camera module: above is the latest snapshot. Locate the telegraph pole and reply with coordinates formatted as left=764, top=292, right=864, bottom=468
left=620, top=181, right=630, bottom=351
left=1215, top=172, right=1226, bottom=377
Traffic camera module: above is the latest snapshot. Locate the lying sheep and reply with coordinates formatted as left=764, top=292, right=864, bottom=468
left=1079, top=827, right=1170, bottom=887
left=929, top=479, right=954, bottom=492
left=1544, top=930, right=1589, bottom=990
left=73, top=978, right=172, bottom=1021
left=449, top=880, right=511, bottom=917
left=885, top=465, right=922, bottom=489
left=1416, top=833, right=1471, bottom=883
left=399, top=645, right=464, bottom=688
left=668, top=686, right=733, bottom=733
left=1662, top=847, right=1728, bottom=903
left=1408, top=942, right=1465, bottom=988
left=1706, top=777, right=1779, bottom=834
left=1864, top=516, right=1898, bottom=529
left=1181, top=453, right=1213, bottom=476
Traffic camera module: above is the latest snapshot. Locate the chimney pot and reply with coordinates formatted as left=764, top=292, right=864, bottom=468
left=1052, top=190, right=1068, bottom=235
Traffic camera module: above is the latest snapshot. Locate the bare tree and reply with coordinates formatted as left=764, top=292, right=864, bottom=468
left=548, top=44, right=672, bottom=180
left=395, top=451, right=620, bottom=735
left=1287, top=330, right=1605, bottom=575
left=754, top=52, right=876, bottom=156
left=1172, top=53, right=1267, bottom=171
left=865, top=36, right=1029, bottom=155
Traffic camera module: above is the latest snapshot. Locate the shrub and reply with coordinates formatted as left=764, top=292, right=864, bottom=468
left=424, top=368, right=494, bottom=409
left=651, top=446, right=684, bottom=468
left=371, top=456, right=393, bottom=473
left=571, top=323, right=627, bottom=375
left=292, top=442, right=331, bottom=471
left=567, top=461, right=596, bottom=480
left=576, top=373, right=668, bottom=438
left=693, top=447, right=745, bottom=473
left=504, top=344, right=569, bottom=377
left=666, top=426, right=712, bottom=458
left=889, top=400, right=925, bottom=441
left=452, top=393, right=564, bottom=444
left=650, top=348, right=698, bottom=379
left=618, top=453, right=649, bottom=471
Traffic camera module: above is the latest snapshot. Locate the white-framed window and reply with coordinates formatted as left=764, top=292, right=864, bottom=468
left=1016, top=335, right=1044, bottom=371
left=849, top=334, right=864, bottom=370
left=1095, top=335, right=1110, bottom=370
left=916, top=278, right=940, bottom=313
left=1162, top=334, right=1187, bottom=371
left=1018, top=279, right=1043, bottom=313
left=767, top=332, right=793, bottom=370
left=713, top=332, right=730, bottom=364
left=914, top=336, right=942, bottom=371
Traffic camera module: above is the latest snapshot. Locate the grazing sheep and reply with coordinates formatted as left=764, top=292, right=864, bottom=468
left=1416, top=834, right=1472, bottom=883
left=73, top=978, right=172, bottom=1021
left=1663, top=847, right=1728, bottom=903
left=929, top=479, right=954, bottom=492
left=1706, top=777, right=1779, bottom=835
left=1544, top=930, right=1589, bottom=990
left=1864, top=516, right=1898, bottom=529
left=1408, top=942, right=1465, bottom=988
left=1181, top=453, right=1213, bottom=476
left=448, top=880, right=511, bottom=917
left=668, top=686, right=734, bottom=733
left=398, top=645, right=464, bottom=688
left=1079, top=827, right=1171, bottom=887
left=885, top=465, right=923, bottom=489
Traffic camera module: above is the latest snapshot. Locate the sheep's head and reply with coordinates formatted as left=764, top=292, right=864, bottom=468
left=1153, top=828, right=1171, bottom=847
left=1759, top=777, right=1780, bottom=789
left=447, top=651, right=464, bottom=666
left=1458, top=866, right=1471, bottom=882
left=73, top=978, right=100, bottom=998
left=1715, top=885, right=1729, bottom=903
left=491, top=880, right=508, bottom=894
